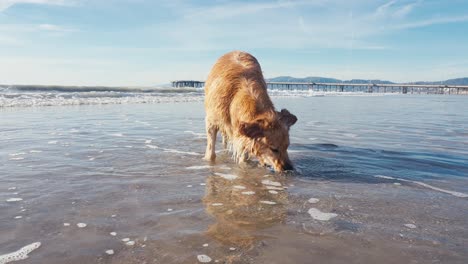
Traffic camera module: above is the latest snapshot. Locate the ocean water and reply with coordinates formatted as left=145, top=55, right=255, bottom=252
left=1, top=88, right=467, bottom=263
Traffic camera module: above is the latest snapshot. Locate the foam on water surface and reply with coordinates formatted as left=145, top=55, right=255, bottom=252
left=374, top=175, right=468, bottom=198
left=6, top=198, right=23, bottom=202
left=308, top=208, right=338, bottom=221
left=146, top=144, right=201, bottom=156
left=76, top=223, right=87, bottom=228
left=0, top=242, right=41, bottom=264
left=308, top=198, right=320, bottom=204
left=186, top=165, right=213, bottom=170
left=8, top=157, right=24, bottom=161
left=262, top=180, right=282, bottom=187
left=260, top=201, right=277, bottom=205
left=197, top=254, right=212, bottom=263
left=404, top=224, right=417, bottom=229
left=214, top=173, right=238, bottom=180
left=266, top=186, right=283, bottom=190
left=242, top=191, right=255, bottom=195
left=9, top=153, right=25, bottom=156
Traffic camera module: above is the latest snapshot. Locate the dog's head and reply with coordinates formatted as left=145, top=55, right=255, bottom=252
left=239, top=109, right=297, bottom=172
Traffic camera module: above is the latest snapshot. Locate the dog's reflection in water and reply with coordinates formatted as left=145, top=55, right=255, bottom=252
left=203, top=170, right=288, bottom=249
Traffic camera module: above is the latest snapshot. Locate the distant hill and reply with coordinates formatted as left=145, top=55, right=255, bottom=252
left=266, top=76, right=468, bottom=85
left=406, top=78, right=468, bottom=86
left=268, top=76, right=342, bottom=83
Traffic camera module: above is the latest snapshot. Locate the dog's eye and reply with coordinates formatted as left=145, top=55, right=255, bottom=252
left=270, top=148, right=279, bottom=153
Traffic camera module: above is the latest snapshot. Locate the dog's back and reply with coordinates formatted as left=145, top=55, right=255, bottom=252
left=204, top=51, right=273, bottom=139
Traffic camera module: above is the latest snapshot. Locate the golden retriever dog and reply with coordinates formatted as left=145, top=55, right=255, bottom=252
left=204, top=51, right=297, bottom=171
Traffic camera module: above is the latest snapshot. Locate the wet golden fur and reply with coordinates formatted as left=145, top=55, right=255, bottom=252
left=204, top=51, right=297, bottom=171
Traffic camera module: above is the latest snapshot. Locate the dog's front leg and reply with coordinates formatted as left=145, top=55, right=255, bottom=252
left=204, top=119, right=217, bottom=161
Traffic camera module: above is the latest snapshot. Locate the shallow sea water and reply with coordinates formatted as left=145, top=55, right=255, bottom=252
left=1, top=95, right=468, bottom=263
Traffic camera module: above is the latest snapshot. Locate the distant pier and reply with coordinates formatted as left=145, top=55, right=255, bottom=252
left=171, top=80, right=468, bottom=95
left=171, top=80, right=204, bottom=88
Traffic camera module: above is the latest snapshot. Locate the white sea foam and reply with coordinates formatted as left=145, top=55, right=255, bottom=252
left=269, top=190, right=278, bottom=194
left=9, top=157, right=24, bottom=161
left=0, top=242, right=41, bottom=264
left=214, top=173, right=238, bottom=180
left=266, top=186, right=284, bottom=190
left=8, top=187, right=16, bottom=190
left=260, top=201, right=277, bottom=205
left=77, top=223, right=87, bottom=228
left=162, top=148, right=201, bottom=156
left=47, top=140, right=57, bottom=144
left=14, top=216, right=22, bottom=219
left=374, top=175, right=468, bottom=198
left=63, top=223, right=70, bottom=226
left=125, top=241, right=135, bottom=246
left=144, top=139, right=152, bottom=144
left=105, top=249, right=114, bottom=255
left=110, top=232, right=117, bottom=236
left=110, top=133, right=123, bottom=137
left=262, top=180, right=282, bottom=187
left=186, top=165, right=213, bottom=170
left=308, top=198, right=320, bottom=204
left=404, top=224, right=417, bottom=229
left=233, top=185, right=246, bottom=190
left=241, top=191, right=255, bottom=195
left=6, top=198, right=23, bottom=202
left=197, top=255, right=212, bottom=263
left=308, top=208, right=338, bottom=221
left=184, top=131, right=206, bottom=137
left=9, top=153, right=25, bottom=156
left=211, top=203, right=223, bottom=206
left=121, top=238, right=130, bottom=242
left=29, top=150, right=42, bottom=153
left=146, top=144, right=200, bottom=156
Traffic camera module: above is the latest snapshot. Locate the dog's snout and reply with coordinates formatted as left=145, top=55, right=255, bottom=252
left=283, top=162, right=294, bottom=171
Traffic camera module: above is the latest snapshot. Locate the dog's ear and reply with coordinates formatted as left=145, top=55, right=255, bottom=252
left=239, top=122, right=264, bottom=138
left=279, top=109, right=297, bottom=128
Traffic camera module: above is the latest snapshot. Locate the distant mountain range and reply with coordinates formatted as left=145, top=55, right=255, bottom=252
left=266, top=76, right=468, bottom=85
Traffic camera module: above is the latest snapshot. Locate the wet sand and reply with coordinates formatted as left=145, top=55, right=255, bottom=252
left=1, top=96, right=468, bottom=263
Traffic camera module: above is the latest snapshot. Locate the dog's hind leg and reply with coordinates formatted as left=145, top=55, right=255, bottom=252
left=221, top=132, right=228, bottom=149
left=204, top=118, right=218, bottom=161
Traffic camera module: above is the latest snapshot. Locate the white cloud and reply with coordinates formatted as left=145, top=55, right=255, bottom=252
left=0, top=0, right=73, bottom=12
left=393, top=15, right=468, bottom=29
left=183, top=0, right=317, bottom=20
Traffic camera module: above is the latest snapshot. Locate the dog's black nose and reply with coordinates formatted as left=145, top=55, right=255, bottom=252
left=283, top=162, right=294, bottom=171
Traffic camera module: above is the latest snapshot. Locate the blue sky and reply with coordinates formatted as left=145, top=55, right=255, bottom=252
left=0, top=0, right=467, bottom=86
